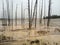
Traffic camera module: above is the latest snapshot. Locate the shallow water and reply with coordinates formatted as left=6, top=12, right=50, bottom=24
left=0, top=19, right=60, bottom=45
left=0, top=19, right=60, bottom=26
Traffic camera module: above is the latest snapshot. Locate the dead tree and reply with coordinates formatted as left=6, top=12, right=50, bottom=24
left=6, top=0, right=10, bottom=26
left=1, top=0, right=5, bottom=42
left=29, top=0, right=33, bottom=29
left=15, top=4, right=18, bottom=26
left=31, top=0, right=38, bottom=28
left=35, top=0, right=38, bottom=28
left=40, top=0, right=43, bottom=24
left=47, top=0, right=51, bottom=26
left=31, top=0, right=33, bottom=20
left=28, top=0, right=31, bottom=29
left=39, top=2, right=40, bottom=24
left=11, top=0, right=13, bottom=30
left=2, top=0, right=4, bottom=27
left=2, top=0, right=7, bottom=31
left=44, top=0, right=46, bottom=25
left=21, top=2, right=24, bottom=28
left=2, top=0, right=5, bottom=32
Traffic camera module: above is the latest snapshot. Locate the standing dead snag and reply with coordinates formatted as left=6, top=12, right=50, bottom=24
left=15, top=4, right=18, bottom=27
left=44, top=0, right=46, bottom=25
left=40, top=0, right=43, bottom=24
left=31, top=0, right=38, bottom=28
left=39, top=2, right=40, bottom=24
left=11, top=0, right=13, bottom=30
left=2, top=0, right=4, bottom=27
left=1, top=0, right=6, bottom=42
left=47, top=0, right=51, bottom=26
left=2, top=0, right=6, bottom=32
left=28, top=0, right=31, bottom=29
left=35, top=0, right=38, bottom=28
left=21, top=2, right=24, bottom=28
left=30, top=0, right=33, bottom=28
left=31, top=0, right=33, bottom=19
left=31, top=1, right=36, bottom=28
left=6, top=0, right=10, bottom=26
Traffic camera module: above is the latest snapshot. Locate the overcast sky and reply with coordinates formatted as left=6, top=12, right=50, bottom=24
left=0, top=0, right=60, bottom=18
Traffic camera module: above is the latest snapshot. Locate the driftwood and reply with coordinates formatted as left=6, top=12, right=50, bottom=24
left=37, top=31, right=49, bottom=35
left=55, top=28, right=60, bottom=32
left=30, top=40, right=40, bottom=45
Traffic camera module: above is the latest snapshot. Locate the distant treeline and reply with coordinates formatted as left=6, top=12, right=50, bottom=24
left=43, top=15, right=60, bottom=19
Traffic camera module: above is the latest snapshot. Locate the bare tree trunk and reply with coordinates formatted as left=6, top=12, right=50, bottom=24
left=39, top=3, right=40, bottom=25
left=35, top=0, right=38, bottom=28
left=35, top=10, right=37, bottom=28
left=31, top=0, right=38, bottom=28
left=11, top=0, right=13, bottom=30
left=30, top=0, right=33, bottom=28
left=47, top=0, right=51, bottom=26
left=2, top=0, right=4, bottom=27
left=2, top=0, right=4, bottom=33
left=40, top=0, right=43, bottom=24
left=31, top=2, right=36, bottom=27
left=44, top=0, right=46, bottom=25
left=31, top=0, right=33, bottom=18
left=21, top=2, right=24, bottom=28
left=1, top=0, right=5, bottom=42
left=15, top=4, right=18, bottom=27
left=6, top=0, right=10, bottom=26
left=28, top=0, right=31, bottom=29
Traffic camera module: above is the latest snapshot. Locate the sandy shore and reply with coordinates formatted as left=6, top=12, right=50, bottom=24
left=0, top=24, right=60, bottom=45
